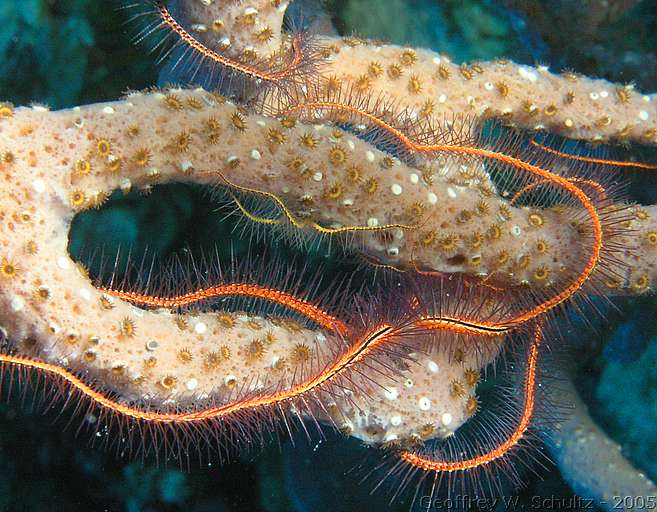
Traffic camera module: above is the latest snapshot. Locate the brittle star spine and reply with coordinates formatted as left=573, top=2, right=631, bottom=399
left=529, top=140, right=657, bottom=170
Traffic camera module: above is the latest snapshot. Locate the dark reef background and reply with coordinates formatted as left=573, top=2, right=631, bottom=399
left=1, top=1, right=657, bottom=511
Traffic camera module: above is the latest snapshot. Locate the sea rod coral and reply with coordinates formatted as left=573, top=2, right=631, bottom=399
left=0, top=0, right=656, bottom=506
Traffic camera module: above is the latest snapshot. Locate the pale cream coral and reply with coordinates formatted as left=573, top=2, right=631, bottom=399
left=0, top=87, right=655, bottom=446
left=1, top=0, right=657, bottom=453
left=319, top=40, right=657, bottom=144
left=180, top=0, right=293, bottom=62
left=5, top=89, right=654, bottom=290
left=186, top=0, right=657, bottom=144
left=0, top=91, right=506, bottom=445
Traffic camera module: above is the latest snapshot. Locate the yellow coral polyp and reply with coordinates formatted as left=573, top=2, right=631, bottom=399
left=533, top=265, right=550, bottom=281
left=535, top=239, right=549, bottom=254
left=325, top=183, right=343, bottom=200
left=328, top=146, right=347, bottom=166
left=268, top=128, right=286, bottom=145
left=646, top=231, right=657, bottom=247
left=133, top=148, right=152, bottom=167
left=159, top=376, right=177, bottom=390
left=400, top=49, right=417, bottom=66
left=96, top=139, right=111, bottom=157
left=634, top=209, right=649, bottom=220
left=106, top=157, right=122, bottom=173
left=70, top=190, right=87, bottom=208
left=204, top=352, right=222, bottom=370
left=0, top=258, right=19, bottom=279
left=291, top=343, right=312, bottom=363
left=439, top=234, right=459, bottom=251
left=247, top=339, right=266, bottom=361
left=528, top=213, right=544, bottom=227
left=120, top=317, right=137, bottom=338
left=178, top=348, right=193, bottom=363
left=231, top=112, right=247, bottom=131
left=164, top=93, right=184, bottom=111
left=172, top=131, right=192, bottom=153
left=632, top=273, right=650, bottom=291
left=301, top=133, right=318, bottom=148
left=0, top=102, right=14, bottom=118
left=465, top=396, right=479, bottom=416
left=74, top=159, right=92, bottom=175
left=363, top=177, right=378, bottom=194
left=218, top=313, right=235, bottom=328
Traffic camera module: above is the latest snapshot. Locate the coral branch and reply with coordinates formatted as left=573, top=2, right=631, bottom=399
left=317, top=38, right=657, bottom=144
left=179, top=0, right=293, bottom=61
left=1, top=0, right=656, bottom=502
left=139, top=1, right=657, bottom=144
left=548, top=378, right=657, bottom=511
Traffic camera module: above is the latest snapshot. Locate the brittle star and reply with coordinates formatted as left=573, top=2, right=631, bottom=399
left=0, top=0, right=657, bottom=508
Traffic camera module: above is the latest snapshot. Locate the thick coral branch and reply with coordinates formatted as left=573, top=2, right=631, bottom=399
left=548, top=378, right=657, bottom=511
left=180, top=0, right=293, bottom=60
left=1, top=93, right=508, bottom=446
left=315, top=37, right=657, bottom=144
left=1, top=88, right=655, bottom=447
left=175, top=0, right=657, bottom=144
